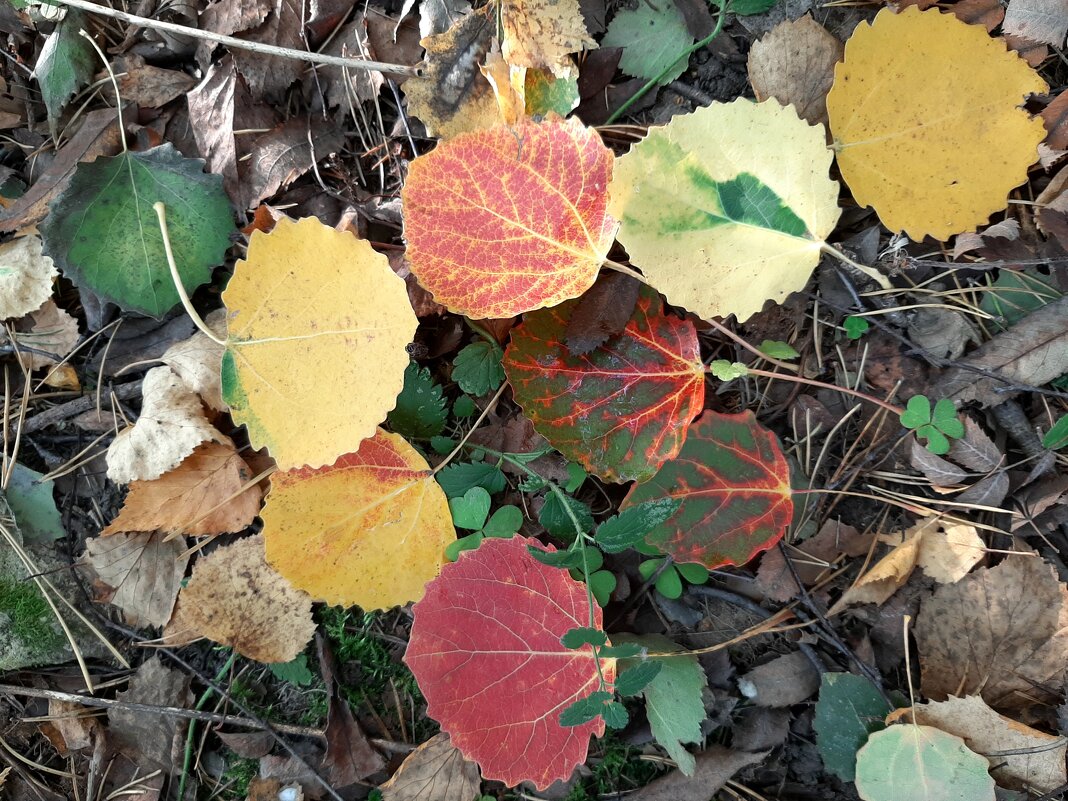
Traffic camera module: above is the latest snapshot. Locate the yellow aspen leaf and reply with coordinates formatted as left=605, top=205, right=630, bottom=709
left=609, top=99, right=839, bottom=323
left=221, top=217, right=417, bottom=469
left=261, top=429, right=454, bottom=610
left=498, top=0, right=594, bottom=76
left=826, top=7, right=1047, bottom=240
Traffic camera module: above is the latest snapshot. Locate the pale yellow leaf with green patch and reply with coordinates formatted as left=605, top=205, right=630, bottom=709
left=609, top=99, right=839, bottom=323
left=221, top=217, right=417, bottom=469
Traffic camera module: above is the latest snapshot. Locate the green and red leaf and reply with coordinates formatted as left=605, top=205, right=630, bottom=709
left=401, top=118, right=617, bottom=319
left=621, top=410, right=793, bottom=568
left=503, top=285, right=705, bottom=482
left=405, top=536, right=613, bottom=789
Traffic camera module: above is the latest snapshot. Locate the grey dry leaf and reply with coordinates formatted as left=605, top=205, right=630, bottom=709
left=241, top=117, right=345, bottom=209
left=911, top=695, right=1067, bottom=793
left=108, top=656, right=192, bottom=771
left=932, top=296, right=1068, bottom=407
left=915, top=553, right=1068, bottom=709
left=948, top=417, right=1002, bottom=473
left=909, top=439, right=970, bottom=486
left=178, top=536, right=315, bottom=663
left=747, top=14, right=842, bottom=127
left=187, top=56, right=241, bottom=199
left=0, top=235, right=58, bottom=320
left=115, top=54, right=197, bottom=108
left=312, top=17, right=384, bottom=108
left=737, top=651, right=820, bottom=707
left=1, top=299, right=79, bottom=370
left=630, top=746, right=769, bottom=801
left=907, top=307, right=980, bottom=361
left=1003, top=0, right=1068, bottom=47
left=397, top=0, right=471, bottom=41
left=160, top=308, right=227, bottom=410
left=381, top=733, right=480, bottom=801
left=84, top=531, right=189, bottom=628
left=106, top=365, right=228, bottom=484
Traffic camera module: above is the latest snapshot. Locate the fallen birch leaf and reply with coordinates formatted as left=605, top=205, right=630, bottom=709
left=826, top=7, right=1047, bottom=240
left=380, top=733, right=480, bottom=801
left=179, top=536, right=315, bottom=663
left=160, top=309, right=226, bottom=410
left=1003, top=0, right=1067, bottom=47
left=84, top=531, right=188, bottom=628
left=222, top=217, right=417, bottom=469
left=103, top=441, right=262, bottom=537
left=911, top=695, right=1067, bottom=792
left=500, top=0, right=594, bottom=75
left=0, top=235, right=57, bottom=320
left=106, top=366, right=229, bottom=484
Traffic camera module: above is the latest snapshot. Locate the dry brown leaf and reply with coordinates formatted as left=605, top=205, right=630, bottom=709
left=909, top=440, right=969, bottom=486
left=911, top=695, right=1066, bottom=792
left=2, top=299, right=79, bottom=370
left=102, top=441, right=262, bottom=538
left=106, top=366, right=228, bottom=484
left=756, top=519, right=872, bottom=602
left=951, top=0, right=1004, bottom=31
left=0, top=235, right=57, bottom=320
left=381, top=733, right=480, bottom=801
left=630, top=746, right=769, bottom=801
left=1003, top=0, right=1068, bottom=47
left=46, top=700, right=98, bottom=754
left=159, top=309, right=226, bottom=410
left=500, top=0, right=594, bottom=75
left=240, top=117, right=345, bottom=209
left=1042, top=91, right=1068, bottom=151
left=84, top=531, right=188, bottom=628
left=915, top=553, right=1068, bottom=708
left=830, top=534, right=921, bottom=613
left=179, top=536, right=315, bottom=663
left=115, top=54, right=197, bottom=108
left=737, top=651, right=820, bottom=707
left=948, top=418, right=1003, bottom=473
left=314, top=17, right=384, bottom=108
left=747, top=15, right=842, bottom=127
left=108, top=657, right=192, bottom=771
left=564, top=271, right=641, bottom=356
left=187, top=57, right=242, bottom=201
left=933, top=296, right=1068, bottom=407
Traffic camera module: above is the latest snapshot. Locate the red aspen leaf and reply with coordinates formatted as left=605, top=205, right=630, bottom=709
left=621, top=411, right=793, bottom=569
left=405, top=536, right=614, bottom=789
left=503, top=285, right=705, bottom=482
left=401, top=117, right=616, bottom=318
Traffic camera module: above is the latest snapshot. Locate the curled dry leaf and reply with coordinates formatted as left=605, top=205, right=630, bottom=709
left=380, top=733, right=480, bottom=801
left=84, top=531, right=189, bottom=628
left=0, top=235, right=58, bottom=320
left=179, top=536, right=315, bottom=663
left=160, top=309, right=227, bottom=410
left=747, top=14, right=843, bottom=127
left=262, top=429, right=453, bottom=609
left=106, top=366, right=229, bottom=484
left=915, top=553, right=1068, bottom=708
left=102, top=441, right=263, bottom=538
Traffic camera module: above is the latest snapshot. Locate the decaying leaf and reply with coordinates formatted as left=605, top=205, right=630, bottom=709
left=108, top=657, right=192, bottom=770
left=0, top=235, right=58, bottom=320
left=406, top=536, right=612, bottom=789
left=826, top=7, right=1047, bottom=240
left=106, top=366, right=229, bottom=484
left=915, top=553, right=1068, bottom=708
left=609, top=99, right=840, bottom=323
left=910, top=695, right=1066, bottom=792
left=2, top=299, right=79, bottom=370
left=262, top=429, right=453, bottom=609
left=222, top=217, right=417, bottom=469
left=499, top=0, right=594, bottom=75
left=178, top=536, right=315, bottom=663
left=628, top=746, right=769, bottom=801
left=240, top=117, right=345, bottom=209
left=380, top=733, right=480, bottom=801
left=1003, top=0, right=1068, bottom=47
left=103, top=441, right=262, bottom=538
left=159, top=309, right=227, bottom=411
left=747, top=14, right=842, bottom=127
left=84, top=531, right=189, bottom=628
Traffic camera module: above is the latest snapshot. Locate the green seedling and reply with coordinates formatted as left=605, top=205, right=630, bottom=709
left=899, top=395, right=963, bottom=455
left=446, top=487, right=523, bottom=560
left=843, top=315, right=870, bottom=340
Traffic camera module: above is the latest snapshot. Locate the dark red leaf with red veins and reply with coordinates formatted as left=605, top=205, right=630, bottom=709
left=405, top=536, right=613, bottom=790
left=503, top=285, right=704, bottom=483
left=622, top=410, right=793, bottom=568
left=401, top=117, right=617, bottom=319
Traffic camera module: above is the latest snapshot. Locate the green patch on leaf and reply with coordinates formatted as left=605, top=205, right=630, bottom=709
left=602, top=1, right=694, bottom=84
left=709, top=360, right=749, bottom=380
left=388, top=363, right=447, bottom=439
left=450, top=487, right=492, bottom=530
left=981, top=267, right=1060, bottom=330
left=268, top=654, right=315, bottom=687
left=453, top=341, right=505, bottom=396
left=525, top=68, right=580, bottom=118
left=40, top=144, right=234, bottom=318
left=614, top=661, right=662, bottom=696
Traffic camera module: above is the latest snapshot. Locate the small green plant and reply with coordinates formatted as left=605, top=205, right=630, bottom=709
left=1043, top=416, right=1068, bottom=450
left=899, top=395, right=964, bottom=455
left=637, top=553, right=710, bottom=600
left=843, top=315, right=870, bottom=340
left=0, top=576, right=63, bottom=647
left=446, top=487, right=524, bottom=560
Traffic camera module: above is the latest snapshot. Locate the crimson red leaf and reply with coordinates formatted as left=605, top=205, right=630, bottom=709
left=405, top=536, right=613, bottom=789
left=503, top=285, right=704, bottom=482
left=621, top=410, right=793, bottom=568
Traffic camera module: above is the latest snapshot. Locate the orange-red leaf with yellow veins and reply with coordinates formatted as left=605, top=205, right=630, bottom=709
left=405, top=536, right=614, bottom=789
left=401, top=117, right=617, bottom=318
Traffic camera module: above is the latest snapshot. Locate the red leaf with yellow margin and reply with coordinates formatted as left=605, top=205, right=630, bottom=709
left=503, top=285, right=704, bottom=482
left=622, top=410, right=793, bottom=568
left=405, top=536, right=614, bottom=789
left=401, top=117, right=617, bottom=318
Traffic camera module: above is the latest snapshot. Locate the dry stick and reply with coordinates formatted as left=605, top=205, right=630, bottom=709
left=47, top=0, right=421, bottom=77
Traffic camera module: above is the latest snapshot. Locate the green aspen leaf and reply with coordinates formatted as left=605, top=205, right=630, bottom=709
left=5, top=463, right=64, bottom=544
left=482, top=505, right=523, bottom=538
left=675, top=562, right=709, bottom=585
left=1043, top=416, right=1068, bottom=450
left=453, top=341, right=505, bottom=396
left=814, top=673, right=893, bottom=781
left=561, top=627, right=608, bottom=649
left=655, top=565, right=683, bottom=599
left=614, top=661, right=663, bottom=696
left=453, top=395, right=477, bottom=417
left=33, top=11, right=94, bottom=132
left=450, top=487, right=492, bottom=530
left=758, top=340, right=799, bottom=360
left=709, top=360, right=749, bottom=381
left=855, top=724, right=995, bottom=801
left=602, top=1, right=693, bottom=84
left=560, top=691, right=614, bottom=727
left=526, top=546, right=586, bottom=569
left=387, top=363, right=448, bottom=439
left=589, top=570, right=616, bottom=606
left=601, top=701, right=629, bottom=730
left=539, top=492, right=594, bottom=539
left=900, top=396, right=932, bottom=429
left=616, top=633, right=706, bottom=775
left=844, top=315, right=870, bottom=340
left=931, top=399, right=963, bottom=439
left=436, top=461, right=507, bottom=498
left=446, top=532, right=485, bottom=561
left=40, top=145, right=234, bottom=318
left=596, top=498, right=682, bottom=553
